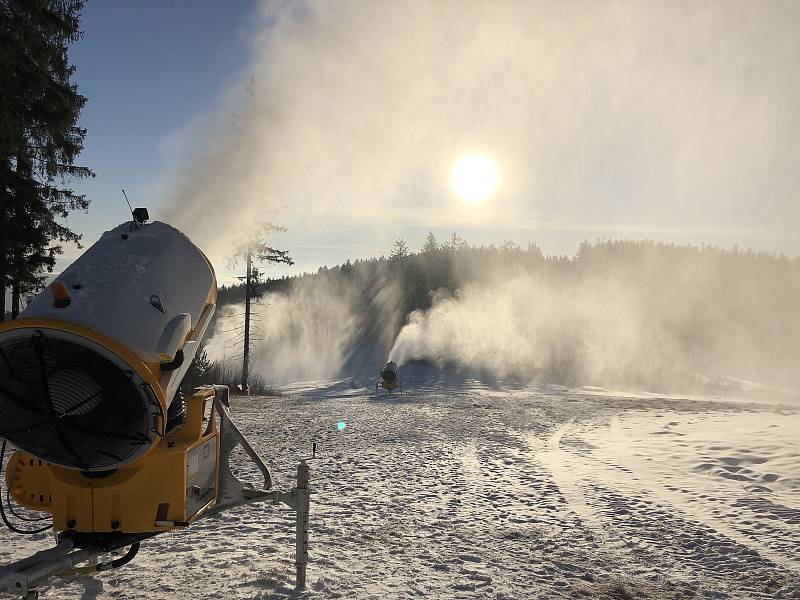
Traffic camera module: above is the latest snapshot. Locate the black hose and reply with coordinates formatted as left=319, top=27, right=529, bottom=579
left=0, top=440, right=53, bottom=534
left=6, top=489, right=50, bottom=521
left=96, top=542, right=140, bottom=571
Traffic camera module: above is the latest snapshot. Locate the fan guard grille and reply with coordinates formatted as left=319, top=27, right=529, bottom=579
left=0, top=329, right=154, bottom=471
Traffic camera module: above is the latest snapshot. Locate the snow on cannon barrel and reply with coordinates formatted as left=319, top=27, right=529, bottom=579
left=0, top=211, right=216, bottom=472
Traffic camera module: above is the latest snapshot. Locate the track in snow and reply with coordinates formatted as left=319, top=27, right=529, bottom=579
left=1, top=381, right=798, bottom=599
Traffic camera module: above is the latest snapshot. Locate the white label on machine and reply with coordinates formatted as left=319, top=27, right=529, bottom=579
left=188, top=454, right=199, bottom=476
left=186, top=437, right=217, bottom=518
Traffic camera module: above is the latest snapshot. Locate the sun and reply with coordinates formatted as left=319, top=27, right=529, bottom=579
left=450, top=153, right=500, bottom=204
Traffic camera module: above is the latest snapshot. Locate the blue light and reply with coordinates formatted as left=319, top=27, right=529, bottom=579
left=337, top=420, right=346, bottom=431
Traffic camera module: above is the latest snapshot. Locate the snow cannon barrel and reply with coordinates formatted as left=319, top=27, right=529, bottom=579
left=0, top=218, right=217, bottom=472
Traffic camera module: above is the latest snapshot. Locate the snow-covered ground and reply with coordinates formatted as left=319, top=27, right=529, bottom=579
left=2, top=379, right=799, bottom=599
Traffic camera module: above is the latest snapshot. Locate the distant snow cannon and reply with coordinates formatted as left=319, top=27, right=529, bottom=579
left=0, top=213, right=313, bottom=599
left=0, top=214, right=216, bottom=472
left=376, top=360, right=402, bottom=395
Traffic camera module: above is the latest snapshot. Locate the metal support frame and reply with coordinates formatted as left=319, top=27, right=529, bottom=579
left=209, top=389, right=274, bottom=512
left=269, top=461, right=310, bottom=588
left=209, top=390, right=312, bottom=588
left=0, top=540, right=99, bottom=599
left=0, top=533, right=152, bottom=598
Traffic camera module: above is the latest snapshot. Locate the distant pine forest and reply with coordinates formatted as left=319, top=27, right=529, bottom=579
left=217, top=235, right=800, bottom=313
left=201, top=235, right=800, bottom=392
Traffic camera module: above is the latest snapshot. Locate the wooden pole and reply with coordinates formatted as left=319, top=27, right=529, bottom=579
left=242, top=245, right=252, bottom=392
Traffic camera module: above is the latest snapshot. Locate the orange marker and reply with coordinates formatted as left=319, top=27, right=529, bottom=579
left=50, top=281, right=72, bottom=308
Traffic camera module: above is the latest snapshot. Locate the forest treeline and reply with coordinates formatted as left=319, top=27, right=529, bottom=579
left=205, top=233, right=800, bottom=390
left=217, top=232, right=800, bottom=320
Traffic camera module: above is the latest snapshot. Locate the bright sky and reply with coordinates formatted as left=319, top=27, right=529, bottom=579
left=62, top=1, right=255, bottom=276
left=56, top=1, right=800, bottom=286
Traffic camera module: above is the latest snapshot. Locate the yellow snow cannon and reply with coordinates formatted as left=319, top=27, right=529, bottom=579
left=376, top=360, right=402, bottom=395
left=0, top=211, right=312, bottom=599
left=0, top=211, right=216, bottom=474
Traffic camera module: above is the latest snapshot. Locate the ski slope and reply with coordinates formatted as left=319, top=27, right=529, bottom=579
left=1, top=380, right=798, bottom=599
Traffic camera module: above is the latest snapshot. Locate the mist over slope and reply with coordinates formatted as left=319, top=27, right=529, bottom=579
left=390, top=245, right=798, bottom=390
left=203, top=239, right=800, bottom=392
left=204, top=259, right=405, bottom=383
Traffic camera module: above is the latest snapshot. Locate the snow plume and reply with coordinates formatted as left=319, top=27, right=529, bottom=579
left=203, top=266, right=404, bottom=384
left=390, top=274, right=677, bottom=388
left=389, top=253, right=800, bottom=392
left=160, top=0, right=800, bottom=271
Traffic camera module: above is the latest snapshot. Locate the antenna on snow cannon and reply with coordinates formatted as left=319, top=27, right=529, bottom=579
left=0, top=214, right=313, bottom=599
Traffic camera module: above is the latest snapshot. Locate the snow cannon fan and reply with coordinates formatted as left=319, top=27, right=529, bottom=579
left=0, top=214, right=215, bottom=473
left=0, top=213, right=313, bottom=600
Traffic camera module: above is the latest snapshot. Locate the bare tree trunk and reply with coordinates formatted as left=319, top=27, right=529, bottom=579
left=241, top=245, right=252, bottom=391
left=10, top=245, right=20, bottom=318
left=0, top=209, right=6, bottom=323
left=11, top=283, right=19, bottom=318
left=0, top=279, right=5, bottom=322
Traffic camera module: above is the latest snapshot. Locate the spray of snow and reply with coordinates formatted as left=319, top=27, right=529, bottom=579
left=155, top=0, right=800, bottom=391
left=389, top=261, right=800, bottom=392
left=203, top=267, right=404, bottom=384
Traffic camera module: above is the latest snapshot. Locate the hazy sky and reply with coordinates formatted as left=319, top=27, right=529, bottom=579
left=61, top=0, right=800, bottom=284
left=60, top=1, right=256, bottom=275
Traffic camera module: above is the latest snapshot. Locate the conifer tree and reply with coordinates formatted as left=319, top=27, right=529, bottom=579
left=229, top=221, right=293, bottom=391
left=0, top=0, right=94, bottom=320
left=390, top=237, right=409, bottom=260
left=444, top=232, right=464, bottom=251
left=422, top=231, right=439, bottom=254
